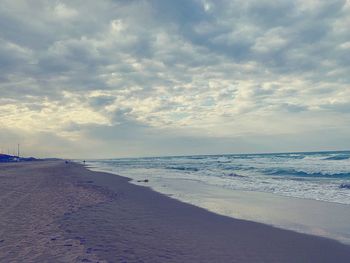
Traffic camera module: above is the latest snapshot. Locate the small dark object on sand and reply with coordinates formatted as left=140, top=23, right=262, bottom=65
left=65, top=161, right=69, bottom=164
left=137, top=179, right=149, bottom=183
left=0, top=240, right=4, bottom=243
left=339, top=183, right=350, bottom=189
left=227, top=173, right=245, bottom=178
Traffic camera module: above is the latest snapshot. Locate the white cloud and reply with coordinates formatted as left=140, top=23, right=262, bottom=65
left=54, top=3, right=78, bottom=19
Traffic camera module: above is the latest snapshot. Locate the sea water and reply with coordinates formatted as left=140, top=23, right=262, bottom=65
left=87, top=151, right=350, bottom=204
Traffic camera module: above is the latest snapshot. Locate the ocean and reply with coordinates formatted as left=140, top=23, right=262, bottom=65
left=87, top=151, right=350, bottom=204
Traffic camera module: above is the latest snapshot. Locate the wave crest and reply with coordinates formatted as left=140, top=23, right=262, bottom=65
left=265, top=169, right=350, bottom=178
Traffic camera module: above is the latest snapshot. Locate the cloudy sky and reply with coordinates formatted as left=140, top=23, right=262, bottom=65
left=1, top=0, right=350, bottom=158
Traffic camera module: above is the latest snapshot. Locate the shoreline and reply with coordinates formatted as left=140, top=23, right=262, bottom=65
left=87, top=164, right=350, bottom=245
left=1, top=161, right=350, bottom=262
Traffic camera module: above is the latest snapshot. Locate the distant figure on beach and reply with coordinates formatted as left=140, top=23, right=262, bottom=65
left=83, top=160, right=86, bottom=164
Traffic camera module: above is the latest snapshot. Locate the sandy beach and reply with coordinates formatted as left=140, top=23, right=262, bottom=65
left=1, top=161, right=350, bottom=263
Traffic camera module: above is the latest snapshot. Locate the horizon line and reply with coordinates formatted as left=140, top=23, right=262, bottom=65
left=79, top=149, right=350, bottom=160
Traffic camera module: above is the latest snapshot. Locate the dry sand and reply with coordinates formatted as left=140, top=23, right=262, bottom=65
left=1, top=161, right=350, bottom=262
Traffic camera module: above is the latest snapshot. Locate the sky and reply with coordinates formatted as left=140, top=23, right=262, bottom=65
left=0, top=0, right=350, bottom=158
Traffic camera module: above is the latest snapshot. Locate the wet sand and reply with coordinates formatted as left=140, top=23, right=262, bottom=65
left=126, top=176, right=350, bottom=244
left=1, top=161, right=350, bottom=262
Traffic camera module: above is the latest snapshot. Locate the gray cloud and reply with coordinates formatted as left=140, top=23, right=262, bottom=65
left=0, top=0, right=349, bottom=158
left=321, top=102, right=350, bottom=113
